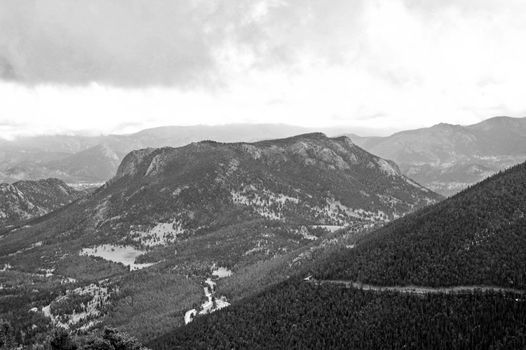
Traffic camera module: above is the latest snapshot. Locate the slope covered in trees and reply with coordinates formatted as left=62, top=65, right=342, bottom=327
left=148, top=280, right=526, bottom=350
left=148, top=162, right=526, bottom=349
left=316, top=161, right=526, bottom=288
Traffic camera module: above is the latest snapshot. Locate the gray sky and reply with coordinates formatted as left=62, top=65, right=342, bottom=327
left=1, top=0, right=525, bottom=138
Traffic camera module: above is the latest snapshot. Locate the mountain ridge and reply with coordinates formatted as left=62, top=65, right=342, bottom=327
left=350, top=116, right=526, bottom=196
left=1, top=117, right=523, bottom=188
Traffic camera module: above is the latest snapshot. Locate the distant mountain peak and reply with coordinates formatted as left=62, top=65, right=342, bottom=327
left=351, top=116, right=526, bottom=196
left=469, top=115, right=526, bottom=132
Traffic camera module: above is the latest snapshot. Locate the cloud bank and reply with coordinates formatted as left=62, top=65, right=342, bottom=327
left=2, top=0, right=526, bottom=90
left=0, top=0, right=365, bottom=87
left=0, top=0, right=526, bottom=136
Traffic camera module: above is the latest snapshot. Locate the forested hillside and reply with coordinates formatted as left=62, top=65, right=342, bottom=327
left=149, top=280, right=526, bottom=350
left=316, top=161, right=526, bottom=288
left=148, top=161, right=526, bottom=349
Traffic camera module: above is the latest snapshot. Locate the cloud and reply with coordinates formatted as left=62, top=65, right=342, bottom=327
left=0, top=1, right=235, bottom=86
left=3, top=0, right=523, bottom=90
left=1, top=0, right=526, bottom=136
left=0, top=0, right=372, bottom=87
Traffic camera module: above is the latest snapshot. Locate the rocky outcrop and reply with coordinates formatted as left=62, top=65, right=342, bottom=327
left=113, top=148, right=156, bottom=179
left=0, top=178, right=83, bottom=228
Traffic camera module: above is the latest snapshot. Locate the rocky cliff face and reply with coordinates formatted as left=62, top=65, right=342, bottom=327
left=113, top=148, right=157, bottom=180
left=0, top=178, right=83, bottom=228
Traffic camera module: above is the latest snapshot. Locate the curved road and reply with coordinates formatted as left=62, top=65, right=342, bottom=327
left=306, top=279, right=526, bottom=295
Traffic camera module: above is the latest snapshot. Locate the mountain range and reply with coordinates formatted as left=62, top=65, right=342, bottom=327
left=0, top=133, right=439, bottom=346
left=351, top=116, right=526, bottom=196
left=1, top=116, right=524, bottom=195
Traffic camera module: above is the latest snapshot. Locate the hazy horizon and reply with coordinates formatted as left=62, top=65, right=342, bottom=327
left=2, top=1, right=526, bottom=138
left=0, top=115, right=524, bottom=141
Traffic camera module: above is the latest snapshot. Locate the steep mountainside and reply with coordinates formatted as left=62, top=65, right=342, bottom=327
left=0, top=178, right=83, bottom=228
left=149, top=280, right=526, bottom=350
left=0, top=134, right=439, bottom=346
left=317, top=161, right=526, bottom=288
left=149, top=161, right=526, bottom=350
left=351, top=116, right=526, bottom=196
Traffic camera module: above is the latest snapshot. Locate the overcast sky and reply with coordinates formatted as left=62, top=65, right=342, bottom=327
left=1, top=0, right=525, bottom=138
